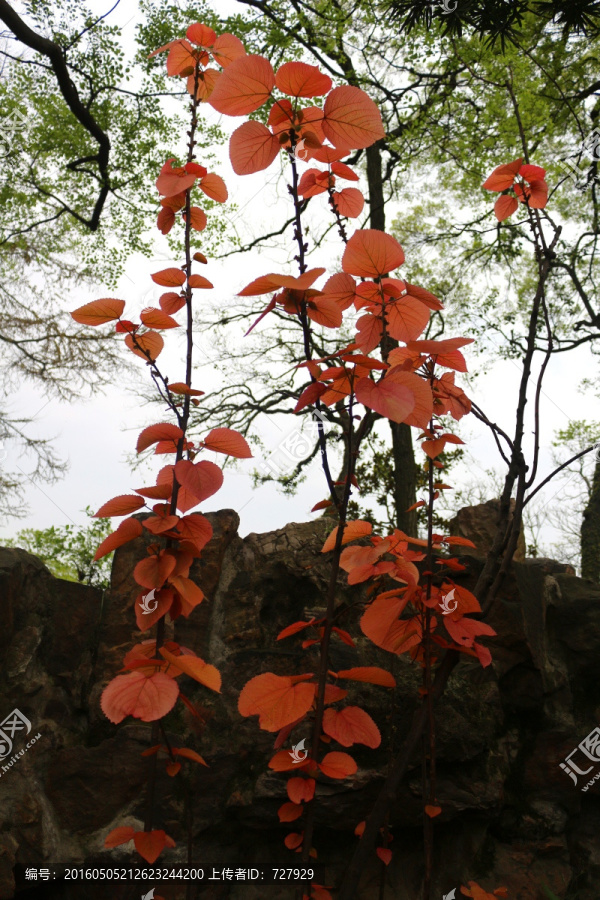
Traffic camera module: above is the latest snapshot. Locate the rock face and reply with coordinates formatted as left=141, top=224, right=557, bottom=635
left=448, top=498, right=528, bottom=562
left=0, top=511, right=599, bottom=900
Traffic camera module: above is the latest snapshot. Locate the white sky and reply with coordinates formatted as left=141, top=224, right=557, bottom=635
left=0, top=0, right=592, bottom=562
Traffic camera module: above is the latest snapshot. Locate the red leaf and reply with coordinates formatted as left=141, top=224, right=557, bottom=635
left=211, top=33, right=246, bottom=68
left=201, top=427, right=252, bottom=458
left=284, top=832, right=304, bottom=850
left=318, top=750, right=357, bottom=779
left=133, top=829, right=175, bottom=865
left=377, top=848, right=392, bottom=865
left=321, top=272, right=357, bottom=310
left=174, top=459, right=223, bottom=507
left=104, top=826, right=135, bottom=848
left=133, top=552, right=177, bottom=590
left=294, top=381, right=327, bottom=413
left=332, top=187, right=364, bottom=218
left=514, top=178, right=548, bottom=209
left=94, top=517, right=143, bottom=561
left=322, top=706, right=381, bottom=748
left=276, top=618, right=318, bottom=640
left=230, top=120, right=280, bottom=175
left=494, top=194, right=519, bottom=221
left=160, top=647, right=221, bottom=692
left=209, top=54, right=275, bottom=115
left=185, top=207, right=207, bottom=231
left=275, top=61, right=332, bottom=97
left=425, top=804, right=442, bottom=818
left=321, top=520, right=372, bottom=553
left=151, top=267, right=186, bottom=287
left=71, top=298, right=125, bottom=326
left=137, top=423, right=184, bottom=454
left=519, top=163, right=546, bottom=182
left=173, top=747, right=209, bottom=766
left=186, top=23, right=216, bottom=46
left=333, top=667, right=396, bottom=687
left=140, top=308, right=179, bottom=329
left=342, top=229, right=405, bottom=278
left=385, top=369, right=433, bottom=429
left=386, top=297, right=430, bottom=343
left=355, top=374, right=415, bottom=424
left=331, top=160, right=359, bottom=181
left=287, top=776, right=316, bottom=803
left=188, top=274, right=214, bottom=289
left=155, top=158, right=197, bottom=197
left=238, top=673, right=316, bottom=732
left=160, top=292, right=186, bottom=314
left=94, top=494, right=145, bottom=518
left=279, top=801, right=304, bottom=822
left=481, top=157, right=523, bottom=191
left=124, top=331, right=164, bottom=362
left=199, top=172, right=228, bottom=202
left=101, top=671, right=179, bottom=723
left=323, top=85, right=385, bottom=149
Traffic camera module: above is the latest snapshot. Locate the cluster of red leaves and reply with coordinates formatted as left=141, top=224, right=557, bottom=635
left=69, top=23, right=256, bottom=865
left=482, top=157, right=548, bottom=221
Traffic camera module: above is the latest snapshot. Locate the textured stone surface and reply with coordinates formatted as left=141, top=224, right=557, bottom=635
left=0, top=510, right=598, bottom=899
left=448, top=498, right=528, bottom=561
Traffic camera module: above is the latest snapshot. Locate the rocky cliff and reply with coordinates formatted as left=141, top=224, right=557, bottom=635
left=0, top=510, right=598, bottom=900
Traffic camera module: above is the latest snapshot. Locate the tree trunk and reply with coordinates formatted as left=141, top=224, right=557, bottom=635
left=366, top=141, right=418, bottom=535
left=581, top=456, right=600, bottom=581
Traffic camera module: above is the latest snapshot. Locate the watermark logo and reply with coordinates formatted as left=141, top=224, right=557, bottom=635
left=139, top=589, right=158, bottom=615
left=294, top=139, right=308, bottom=162
left=0, top=708, right=31, bottom=760
left=560, top=724, right=600, bottom=790
left=142, top=890, right=155, bottom=900
left=560, top=127, right=600, bottom=192
left=0, top=108, right=26, bottom=159
left=260, top=410, right=333, bottom=480
left=289, top=738, right=308, bottom=764
left=438, top=588, right=458, bottom=616
left=443, top=891, right=456, bottom=900
left=430, top=0, right=458, bottom=14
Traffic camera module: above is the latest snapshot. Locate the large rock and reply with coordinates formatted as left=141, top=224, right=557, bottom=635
left=0, top=513, right=597, bottom=899
left=448, top=498, right=527, bottom=561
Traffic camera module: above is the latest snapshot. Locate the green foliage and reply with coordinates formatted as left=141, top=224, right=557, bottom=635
left=5, top=507, right=113, bottom=589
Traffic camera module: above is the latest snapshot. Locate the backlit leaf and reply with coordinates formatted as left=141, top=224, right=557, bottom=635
left=133, top=552, right=177, bottom=590
left=137, top=423, right=184, bottom=453
left=133, top=829, right=175, bottom=865
left=140, top=308, right=179, bottom=329
left=94, top=494, right=145, bottom=518
left=318, top=750, right=357, bottom=779
left=124, top=331, right=164, bottom=362
left=334, top=667, right=396, bottom=687
left=230, top=120, right=280, bottom=175
left=275, top=61, right=332, bottom=97
left=482, top=157, right=523, bottom=191
left=160, top=647, right=221, bottom=692
left=101, top=671, right=179, bottom=723
left=494, top=194, right=519, bottom=221
left=322, top=706, right=381, bottom=748
left=151, top=267, right=186, bottom=287
left=342, top=229, right=405, bottom=278
left=321, top=520, right=372, bottom=552
left=355, top=375, right=415, bottom=423
left=201, top=427, right=252, bottom=457
left=199, top=172, right=228, bottom=202
left=104, top=826, right=135, bottom=848
left=209, top=54, right=275, bottom=115
left=94, top=517, right=143, bottom=560
left=323, top=85, right=385, bottom=149
left=211, top=33, right=246, bottom=68
left=186, top=23, right=216, bottom=46
left=332, top=187, right=364, bottom=218
left=174, top=459, right=224, bottom=505
left=71, top=298, right=125, bottom=326
left=238, top=673, right=316, bottom=732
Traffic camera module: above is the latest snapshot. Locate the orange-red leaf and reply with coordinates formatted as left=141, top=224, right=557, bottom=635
left=355, top=375, right=415, bottom=424
left=209, top=54, right=275, bottom=115
left=321, top=520, right=372, bottom=552
left=334, top=667, right=396, bottom=687
left=322, top=706, right=381, bottom=748
left=94, top=494, right=145, bottom=518
left=230, top=120, right=280, bottom=175
left=101, top=671, right=179, bottom=723
left=211, top=33, right=246, bottom=68
left=318, top=750, right=357, bottom=779
left=514, top=178, right=548, bottom=209
left=104, top=826, right=135, bottom=848
left=94, top=517, right=143, bottom=561
left=168, top=574, right=205, bottom=616
left=279, top=801, right=304, bottom=822
left=425, top=804, right=442, bottom=818
left=238, top=673, right=316, bottom=732
left=151, top=267, right=186, bottom=287
left=384, top=369, right=433, bottom=429
left=140, top=308, right=179, bottom=329
left=71, top=298, right=125, bottom=326
left=323, top=85, right=385, bottom=149
left=376, top=848, right=392, bottom=865
left=174, top=459, right=223, bottom=506
left=332, top=187, right=364, bottom=218
left=342, top=229, right=405, bottom=278
left=160, top=292, right=186, bottom=314
left=133, top=552, right=177, bottom=590
left=124, top=331, right=164, bottom=362
left=160, top=647, right=221, bottom=692
left=481, top=157, right=523, bottom=191
left=133, top=829, right=175, bottom=865
left=287, top=776, right=316, bottom=803
left=185, top=206, right=207, bottom=231
left=199, top=172, right=228, bottom=202
left=284, top=832, right=304, bottom=850
left=173, top=747, right=209, bottom=766
left=187, top=274, right=214, bottom=290
left=137, top=422, right=184, bottom=454
left=275, top=61, right=332, bottom=98
left=186, top=22, right=216, bottom=46
left=494, top=194, right=519, bottom=221
left=201, top=427, right=252, bottom=458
